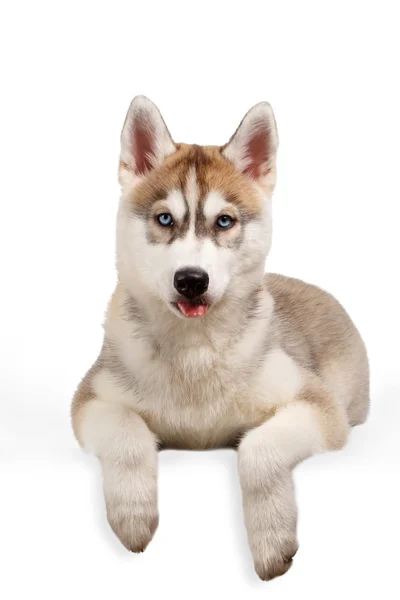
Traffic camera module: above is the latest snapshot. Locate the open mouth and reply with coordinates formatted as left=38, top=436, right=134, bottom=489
left=174, top=299, right=209, bottom=318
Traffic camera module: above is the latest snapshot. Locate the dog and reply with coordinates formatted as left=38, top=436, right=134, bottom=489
left=71, top=96, right=369, bottom=581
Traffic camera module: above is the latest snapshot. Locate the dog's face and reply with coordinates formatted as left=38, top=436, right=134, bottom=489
left=117, top=96, right=278, bottom=318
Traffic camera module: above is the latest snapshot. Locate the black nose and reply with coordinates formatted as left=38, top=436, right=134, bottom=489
left=174, top=268, right=209, bottom=299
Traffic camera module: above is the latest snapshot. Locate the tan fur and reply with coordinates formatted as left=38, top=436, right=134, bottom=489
left=123, top=144, right=263, bottom=218
left=71, top=356, right=103, bottom=444
left=71, top=97, right=369, bottom=581
left=266, top=273, right=370, bottom=427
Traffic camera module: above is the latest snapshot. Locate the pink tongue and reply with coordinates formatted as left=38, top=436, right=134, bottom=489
left=177, top=301, right=208, bottom=318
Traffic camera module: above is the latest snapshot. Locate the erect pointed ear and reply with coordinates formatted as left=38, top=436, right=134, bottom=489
left=120, top=96, right=176, bottom=177
left=221, top=102, right=278, bottom=181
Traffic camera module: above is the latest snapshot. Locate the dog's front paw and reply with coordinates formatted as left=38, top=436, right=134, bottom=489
left=106, top=498, right=159, bottom=553
left=253, top=535, right=298, bottom=581
left=103, top=465, right=158, bottom=552
left=241, top=473, right=299, bottom=581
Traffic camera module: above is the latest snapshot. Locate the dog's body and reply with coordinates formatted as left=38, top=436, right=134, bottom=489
left=72, top=97, right=369, bottom=580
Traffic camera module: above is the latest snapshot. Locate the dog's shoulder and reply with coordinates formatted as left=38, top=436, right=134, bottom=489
left=264, top=272, right=364, bottom=373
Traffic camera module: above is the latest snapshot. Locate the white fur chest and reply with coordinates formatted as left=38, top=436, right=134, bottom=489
left=99, top=310, right=303, bottom=449
left=100, top=288, right=301, bottom=448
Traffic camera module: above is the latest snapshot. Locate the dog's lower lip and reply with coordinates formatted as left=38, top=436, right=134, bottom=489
left=174, top=301, right=209, bottom=318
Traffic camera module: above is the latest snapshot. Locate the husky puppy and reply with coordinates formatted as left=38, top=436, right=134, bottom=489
left=71, top=96, right=369, bottom=580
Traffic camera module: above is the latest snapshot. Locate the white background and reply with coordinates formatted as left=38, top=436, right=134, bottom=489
left=1, top=1, right=399, bottom=598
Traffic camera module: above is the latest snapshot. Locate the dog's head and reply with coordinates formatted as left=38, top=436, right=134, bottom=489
left=117, top=96, right=278, bottom=319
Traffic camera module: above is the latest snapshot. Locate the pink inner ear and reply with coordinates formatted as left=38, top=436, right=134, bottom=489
left=243, top=121, right=271, bottom=179
left=131, top=114, right=156, bottom=175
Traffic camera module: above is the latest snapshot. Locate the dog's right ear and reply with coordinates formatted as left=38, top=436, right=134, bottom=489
left=119, top=96, right=176, bottom=182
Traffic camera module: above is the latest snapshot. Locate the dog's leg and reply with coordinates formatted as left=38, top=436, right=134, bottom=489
left=73, top=398, right=158, bottom=552
left=238, top=379, right=348, bottom=580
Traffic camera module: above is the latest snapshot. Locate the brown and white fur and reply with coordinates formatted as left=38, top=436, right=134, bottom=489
left=71, top=96, right=369, bottom=581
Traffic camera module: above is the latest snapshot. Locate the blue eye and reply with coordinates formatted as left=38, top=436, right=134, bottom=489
left=216, top=215, right=234, bottom=229
left=157, top=213, right=174, bottom=227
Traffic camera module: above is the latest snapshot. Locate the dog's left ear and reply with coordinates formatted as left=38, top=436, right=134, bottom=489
left=221, top=102, right=278, bottom=181
left=120, top=95, right=176, bottom=178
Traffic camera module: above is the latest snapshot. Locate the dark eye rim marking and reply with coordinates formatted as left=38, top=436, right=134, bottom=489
left=216, top=214, right=235, bottom=230
left=157, top=212, right=174, bottom=227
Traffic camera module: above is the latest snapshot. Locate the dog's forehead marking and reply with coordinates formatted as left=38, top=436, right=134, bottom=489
left=129, top=143, right=263, bottom=219
left=203, top=190, right=231, bottom=219
left=164, top=189, right=186, bottom=221
left=184, top=167, right=199, bottom=229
